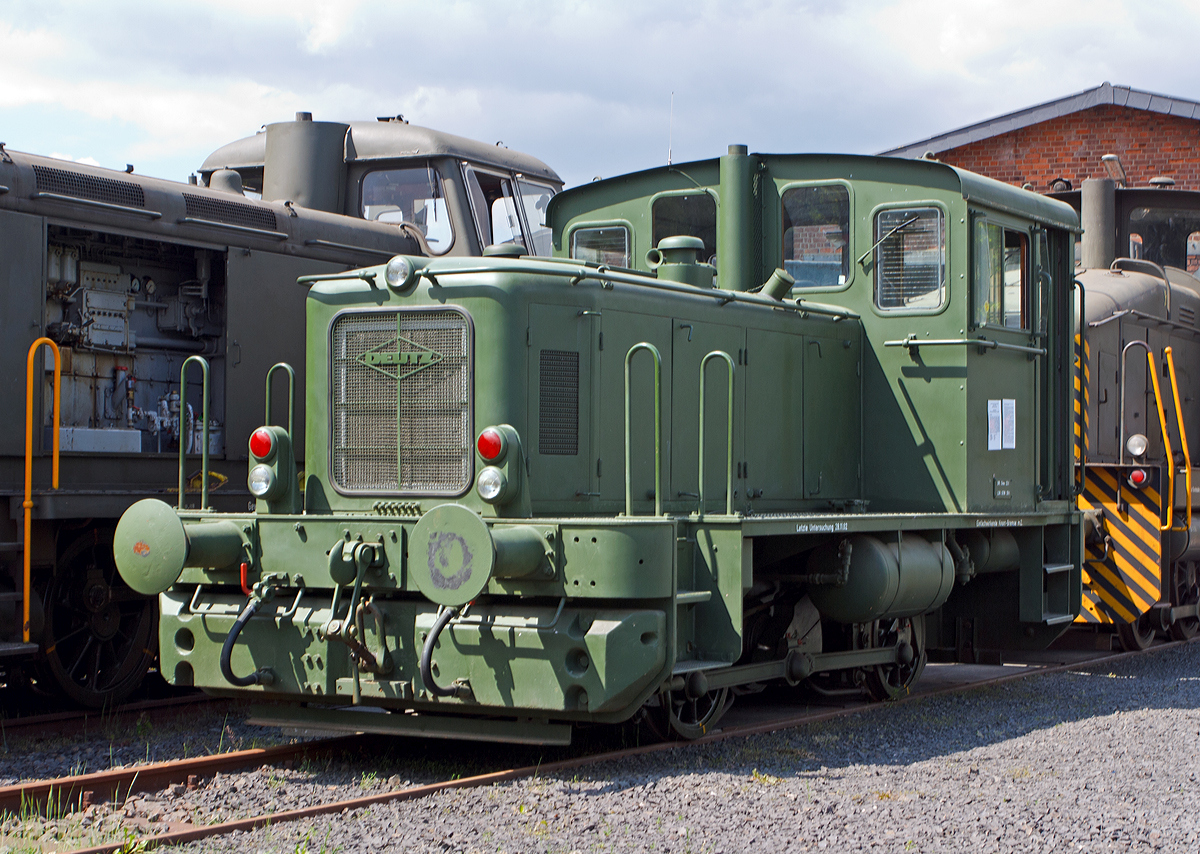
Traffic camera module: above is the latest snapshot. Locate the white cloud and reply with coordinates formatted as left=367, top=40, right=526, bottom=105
left=2, top=0, right=1200, bottom=185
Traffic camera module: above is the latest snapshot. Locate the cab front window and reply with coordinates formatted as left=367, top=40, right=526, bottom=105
left=361, top=165, right=453, bottom=255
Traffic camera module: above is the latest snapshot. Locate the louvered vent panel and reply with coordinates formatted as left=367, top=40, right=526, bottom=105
left=33, top=165, right=145, bottom=208
left=1179, top=305, right=1196, bottom=327
left=183, top=193, right=278, bottom=231
left=331, top=309, right=472, bottom=494
left=539, top=350, right=579, bottom=455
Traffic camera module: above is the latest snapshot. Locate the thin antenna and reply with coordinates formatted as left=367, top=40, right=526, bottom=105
left=668, top=92, right=674, bottom=165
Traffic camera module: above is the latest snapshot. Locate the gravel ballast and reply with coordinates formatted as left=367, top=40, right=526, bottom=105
left=150, top=641, right=1200, bottom=854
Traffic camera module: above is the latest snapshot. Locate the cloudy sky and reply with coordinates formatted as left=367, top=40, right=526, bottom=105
left=1, top=0, right=1196, bottom=188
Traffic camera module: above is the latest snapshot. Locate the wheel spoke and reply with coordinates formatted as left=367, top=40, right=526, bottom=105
left=67, top=636, right=96, bottom=678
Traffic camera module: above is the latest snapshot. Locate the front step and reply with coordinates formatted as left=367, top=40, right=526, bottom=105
left=0, top=642, right=38, bottom=659
left=1042, top=561, right=1075, bottom=624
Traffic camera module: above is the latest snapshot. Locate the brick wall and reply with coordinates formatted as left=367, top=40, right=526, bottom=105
left=933, top=105, right=1200, bottom=192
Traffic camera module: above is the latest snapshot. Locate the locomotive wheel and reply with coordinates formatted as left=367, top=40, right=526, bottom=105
left=40, top=528, right=158, bottom=708
left=863, top=615, right=926, bottom=702
left=1116, top=614, right=1155, bottom=651
left=1168, top=561, right=1200, bottom=641
left=643, top=685, right=732, bottom=740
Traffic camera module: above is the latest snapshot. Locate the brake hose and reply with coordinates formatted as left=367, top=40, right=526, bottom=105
left=221, top=597, right=267, bottom=687
left=419, top=605, right=462, bottom=697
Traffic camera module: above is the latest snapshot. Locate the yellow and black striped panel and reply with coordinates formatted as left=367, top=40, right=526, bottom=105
left=1076, top=465, right=1163, bottom=624
left=1074, top=333, right=1089, bottom=466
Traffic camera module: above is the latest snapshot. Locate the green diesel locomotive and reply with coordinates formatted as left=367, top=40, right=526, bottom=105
left=111, top=148, right=1082, bottom=742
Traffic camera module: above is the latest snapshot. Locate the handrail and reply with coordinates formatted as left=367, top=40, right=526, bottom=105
left=265, top=362, right=296, bottom=436
left=1117, top=341, right=1148, bottom=467
left=178, top=356, right=211, bottom=510
left=884, top=335, right=1046, bottom=356
left=1074, top=278, right=1087, bottom=497
left=24, top=338, right=60, bottom=642
left=1143, top=347, right=1174, bottom=532
left=624, top=343, right=662, bottom=517
left=698, top=351, right=736, bottom=516
left=1087, top=308, right=1200, bottom=336
left=1164, top=346, right=1192, bottom=532
left=1111, top=258, right=1170, bottom=318
left=415, top=259, right=859, bottom=320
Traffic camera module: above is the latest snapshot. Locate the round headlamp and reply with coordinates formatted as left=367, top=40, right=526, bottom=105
left=477, top=466, right=508, bottom=503
left=248, top=464, right=276, bottom=499
left=384, top=255, right=417, bottom=291
left=1126, top=433, right=1149, bottom=459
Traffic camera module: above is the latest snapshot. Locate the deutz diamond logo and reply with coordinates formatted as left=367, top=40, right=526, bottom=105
left=358, top=336, right=444, bottom=379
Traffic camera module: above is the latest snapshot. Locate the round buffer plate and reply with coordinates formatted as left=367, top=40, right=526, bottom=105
left=409, top=504, right=495, bottom=607
left=112, top=499, right=190, bottom=596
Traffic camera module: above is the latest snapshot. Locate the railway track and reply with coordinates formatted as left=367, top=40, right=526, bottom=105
left=0, top=640, right=1173, bottom=854
left=0, top=693, right=221, bottom=740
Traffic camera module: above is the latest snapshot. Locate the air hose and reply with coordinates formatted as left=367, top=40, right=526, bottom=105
left=419, top=605, right=463, bottom=698
left=221, top=597, right=270, bottom=687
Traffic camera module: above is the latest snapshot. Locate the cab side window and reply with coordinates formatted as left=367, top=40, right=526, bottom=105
left=974, top=222, right=1027, bottom=329
left=465, top=166, right=522, bottom=248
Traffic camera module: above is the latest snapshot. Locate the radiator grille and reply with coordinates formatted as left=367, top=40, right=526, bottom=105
left=539, top=350, right=579, bottom=455
left=183, top=192, right=278, bottom=232
left=33, top=165, right=145, bottom=208
left=331, top=309, right=472, bottom=494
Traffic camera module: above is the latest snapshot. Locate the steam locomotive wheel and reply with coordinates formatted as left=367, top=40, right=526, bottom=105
left=644, top=684, right=732, bottom=740
left=1168, top=561, right=1200, bottom=641
left=41, top=529, right=157, bottom=708
left=1117, top=614, right=1155, bottom=651
left=863, top=615, right=927, bottom=702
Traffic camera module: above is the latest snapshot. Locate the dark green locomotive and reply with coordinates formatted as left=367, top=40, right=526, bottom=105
left=112, top=147, right=1082, bottom=742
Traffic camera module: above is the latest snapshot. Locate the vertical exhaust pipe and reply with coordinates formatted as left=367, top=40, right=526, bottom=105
left=1080, top=177, right=1116, bottom=270
left=262, top=112, right=349, bottom=214
left=718, top=144, right=754, bottom=292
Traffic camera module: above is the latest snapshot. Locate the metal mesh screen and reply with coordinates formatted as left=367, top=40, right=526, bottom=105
left=331, top=309, right=472, bottom=494
left=539, top=350, right=579, bottom=455
left=874, top=207, right=944, bottom=310
left=183, top=193, right=278, bottom=231
left=34, top=165, right=146, bottom=208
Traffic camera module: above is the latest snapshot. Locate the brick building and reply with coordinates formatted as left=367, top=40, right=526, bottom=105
left=881, top=82, right=1200, bottom=193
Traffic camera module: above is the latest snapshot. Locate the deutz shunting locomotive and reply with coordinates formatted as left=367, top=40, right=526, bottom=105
left=0, top=114, right=560, bottom=706
left=113, top=146, right=1091, bottom=742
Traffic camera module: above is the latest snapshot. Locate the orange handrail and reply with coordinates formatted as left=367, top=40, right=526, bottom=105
left=24, top=338, right=61, bottom=642
left=1145, top=349, right=1175, bottom=533
left=1164, top=346, right=1193, bottom=532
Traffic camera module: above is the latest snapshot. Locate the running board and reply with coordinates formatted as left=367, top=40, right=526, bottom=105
left=0, top=642, right=38, bottom=659
left=247, top=705, right=572, bottom=746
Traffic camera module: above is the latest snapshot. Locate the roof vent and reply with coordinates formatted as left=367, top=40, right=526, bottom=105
left=209, top=168, right=245, bottom=196
left=295, top=112, right=313, bottom=122
left=1149, top=176, right=1176, bottom=188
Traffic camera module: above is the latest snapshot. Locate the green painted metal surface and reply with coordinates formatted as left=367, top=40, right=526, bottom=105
left=116, top=148, right=1089, bottom=741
